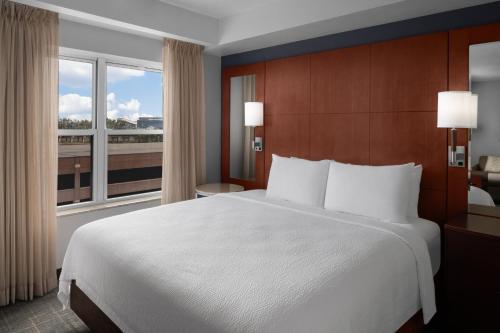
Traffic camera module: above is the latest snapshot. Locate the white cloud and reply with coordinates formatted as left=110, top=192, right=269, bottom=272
left=107, top=66, right=145, bottom=83
left=59, top=60, right=145, bottom=89
left=106, top=92, right=150, bottom=122
left=128, top=113, right=141, bottom=122
left=59, top=59, right=93, bottom=89
left=59, top=93, right=92, bottom=121
left=118, top=99, right=140, bottom=112
left=107, top=110, right=119, bottom=119
left=107, top=93, right=119, bottom=120
left=107, top=92, right=116, bottom=111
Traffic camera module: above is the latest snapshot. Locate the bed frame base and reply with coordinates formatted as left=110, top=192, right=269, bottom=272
left=70, top=281, right=121, bottom=333
left=398, top=310, right=424, bottom=333
left=70, top=280, right=424, bottom=333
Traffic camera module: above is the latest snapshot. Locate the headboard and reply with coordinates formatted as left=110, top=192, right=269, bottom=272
left=223, top=23, right=500, bottom=225
left=262, top=33, right=447, bottom=223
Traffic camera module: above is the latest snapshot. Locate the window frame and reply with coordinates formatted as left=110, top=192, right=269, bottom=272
left=58, top=48, right=164, bottom=212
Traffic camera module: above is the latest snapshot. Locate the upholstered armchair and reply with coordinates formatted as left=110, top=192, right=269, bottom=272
left=471, top=155, right=500, bottom=204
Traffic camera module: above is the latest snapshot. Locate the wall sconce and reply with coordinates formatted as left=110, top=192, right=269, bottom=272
left=244, top=102, right=264, bottom=151
left=437, top=91, right=478, bottom=167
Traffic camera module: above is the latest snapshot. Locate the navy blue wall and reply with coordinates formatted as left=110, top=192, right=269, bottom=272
left=222, top=1, right=500, bottom=68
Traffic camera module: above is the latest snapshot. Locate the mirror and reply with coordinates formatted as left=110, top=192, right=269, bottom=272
left=229, top=74, right=256, bottom=180
left=468, top=41, right=500, bottom=209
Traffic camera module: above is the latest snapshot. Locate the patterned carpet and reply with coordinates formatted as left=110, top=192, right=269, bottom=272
left=0, top=290, right=89, bottom=333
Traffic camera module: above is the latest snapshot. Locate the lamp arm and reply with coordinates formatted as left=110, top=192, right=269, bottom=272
left=450, top=127, right=457, bottom=165
left=250, top=126, right=256, bottom=151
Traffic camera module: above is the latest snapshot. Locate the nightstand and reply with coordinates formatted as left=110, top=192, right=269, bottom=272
left=195, top=183, right=244, bottom=198
left=445, top=213, right=500, bottom=332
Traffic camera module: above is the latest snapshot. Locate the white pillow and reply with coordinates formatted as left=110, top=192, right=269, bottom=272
left=266, top=155, right=330, bottom=207
left=407, top=165, right=423, bottom=218
left=324, top=161, right=414, bottom=223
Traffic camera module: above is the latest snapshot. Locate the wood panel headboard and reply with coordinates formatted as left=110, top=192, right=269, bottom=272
left=222, top=22, right=500, bottom=225
left=263, top=32, right=448, bottom=223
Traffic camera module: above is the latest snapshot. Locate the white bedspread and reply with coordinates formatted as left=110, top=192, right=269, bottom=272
left=58, top=191, right=436, bottom=333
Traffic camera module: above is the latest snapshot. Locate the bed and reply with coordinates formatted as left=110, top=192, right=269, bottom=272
left=58, top=189, right=439, bottom=333
left=468, top=185, right=496, bottom=206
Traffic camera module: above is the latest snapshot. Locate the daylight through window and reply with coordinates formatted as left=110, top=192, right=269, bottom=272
left=57, top=55, right=163, bottom=207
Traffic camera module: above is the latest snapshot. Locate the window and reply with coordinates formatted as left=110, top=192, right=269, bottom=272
left=58, top=58, right=95, bottom=205
left=57, top=53, right=163, bottom=207
left=106, top=65, right=163, bottom=198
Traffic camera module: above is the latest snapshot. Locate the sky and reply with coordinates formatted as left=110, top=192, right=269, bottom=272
left=58, top=59, right=163, bottom=124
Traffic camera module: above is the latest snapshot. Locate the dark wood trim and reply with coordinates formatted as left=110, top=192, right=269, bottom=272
left=221, top=62, right=266, bottom=189
left=70, top=280, right=122, bottom=333
left=397, top=310, right=424, bottom=333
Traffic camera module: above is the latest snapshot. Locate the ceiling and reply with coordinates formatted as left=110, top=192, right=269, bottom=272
left=157, top=0, right=282, bottom=19
left=213, top=0, right=498, bottom=55
left=14, top=0, right=500, bottom=56
left=156, top=0, right=498, bottom=55
left=470, top=41, right=500, bottom=82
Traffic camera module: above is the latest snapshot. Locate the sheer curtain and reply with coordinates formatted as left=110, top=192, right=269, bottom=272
left=162, top=39, right=206, bottom=203
left=0, top=0, right=58, bottom=305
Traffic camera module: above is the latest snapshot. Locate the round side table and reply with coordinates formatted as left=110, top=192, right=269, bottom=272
left=195, top=183, right=244, bottom=198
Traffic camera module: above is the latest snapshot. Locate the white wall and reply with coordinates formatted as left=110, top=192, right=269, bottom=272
left=15, top=0, right=218, bottom=45
left=471, top=80, right=500, bottom=165
left=57, top=20, right=221, bottom=268
left=60, top=20, right=163, bottom=62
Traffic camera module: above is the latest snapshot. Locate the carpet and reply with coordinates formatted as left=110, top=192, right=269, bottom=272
left=0, top=290, right=89, bottom=333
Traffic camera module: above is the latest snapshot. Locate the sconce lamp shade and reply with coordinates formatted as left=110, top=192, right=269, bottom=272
left=244, top=102, right=264, bottom=127
left=468, top=93, right=478, bottom=129
left=437, top=91, right=478, bottom=129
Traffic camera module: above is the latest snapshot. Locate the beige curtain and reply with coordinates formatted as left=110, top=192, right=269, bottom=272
left=162, top=39, right=206, bottom=204
left=0, top=0, right=58, bottom=306
left=242, top=75, right=256, bottom=180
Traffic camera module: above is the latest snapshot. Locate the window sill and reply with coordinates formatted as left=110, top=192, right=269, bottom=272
left=57, top=194, right=161, bottom=217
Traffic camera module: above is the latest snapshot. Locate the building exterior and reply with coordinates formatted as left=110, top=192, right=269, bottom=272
left=137, top=117, right=163, bottom=129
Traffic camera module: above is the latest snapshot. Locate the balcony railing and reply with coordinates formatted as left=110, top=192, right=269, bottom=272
left=57, top=141, right=162, bottom=205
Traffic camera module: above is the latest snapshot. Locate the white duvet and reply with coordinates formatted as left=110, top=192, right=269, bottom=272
left=58, top=190, right=436, bottom=333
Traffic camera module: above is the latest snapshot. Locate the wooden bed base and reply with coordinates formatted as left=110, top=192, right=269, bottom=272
left=70, top=280, right=424, bottom=333
left=70, top=281, right=121, bottom=333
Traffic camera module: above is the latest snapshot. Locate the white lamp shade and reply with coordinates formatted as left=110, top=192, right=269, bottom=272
left=437, top=91, right=478, bottom=129
left=244, top=102, right=264, bottom=127
left=468, top=94, right=478, bottom=129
